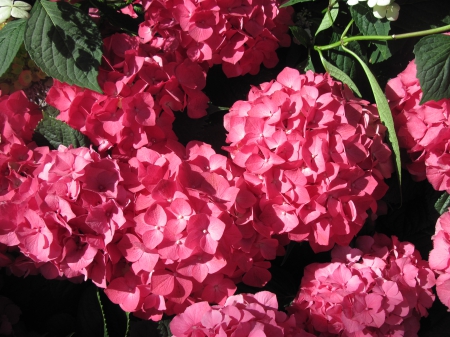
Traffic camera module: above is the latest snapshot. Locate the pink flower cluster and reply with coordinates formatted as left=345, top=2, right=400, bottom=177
left=288, top=234, right=435, bottom=337
left=170, top=291, right=315, bottom=337
left=428, top=210, right=450, bottom=310
left=224, top=67, right=393, bottom=252
left=138, top=0, right=293, bottom=78
left=386, top=60, right=450, bottom=192
left=0, top=88, right=284, bottom=319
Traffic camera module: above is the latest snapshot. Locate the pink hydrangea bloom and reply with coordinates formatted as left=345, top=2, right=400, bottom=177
left=288, top=234, right=435, bottom=337
left=429, top=210, right=450, bottom=309
left=386, top=59, right=450, bottom=192
left=170, top=291, right=315, bottom=337
left=223, top=67, right=393, bottom=251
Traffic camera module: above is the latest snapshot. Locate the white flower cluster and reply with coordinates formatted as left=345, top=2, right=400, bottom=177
left=0, top=0, right=31, bottom=24
left=347, top=0, right=400, bottom=21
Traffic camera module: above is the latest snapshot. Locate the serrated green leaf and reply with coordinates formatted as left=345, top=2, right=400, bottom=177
left=414, top=34, right=450, bottom=104
left=350, top=3, right=391, bottom=36
left=342, top=45, right=401, bottom=186
left=350, top=3, right=391, bottom=61
left=290, top=26, right=312, bottom=48
left=315, top=2, right=339, bottom=36
left=435, top=192, right=450, bottom=215
left=34, top=113, right=91, bottom=149
left=279, top=0, right=315, bottom=8
left=320, top=57, right=362, bottom=97
left=24, top=0, right=103, bottom=93
left=0, top=19, right=27, bottom=77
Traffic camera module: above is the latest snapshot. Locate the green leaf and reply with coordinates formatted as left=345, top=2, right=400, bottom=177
left=350, top=3, right=391, bottom=61
left=414, top=34, right=450, bottom=104
left=435, top=192, right=450, bottom=215
left=279, top=0, right=315, bottom=8
left=0, top=19, right=27, bottom=77
left=328, top=41, right=364, bottom=80
left=157, top=319, right=173, bottom=337
left=290, top=26, right=312, bottom=48
left=299, top=54, right=315, bottom=72
left=369, top=41, right=392, bottom=64
left=34, top=111, right=91, bottom=149
left=24, top=0, right=103, bottom=93
left=350, top=3, right=391, bottom=36
left=315, top=2, right=339, bottom=37
left=320, top=56, right=362, bottom=97
left=342, top=45, right=401, bottom=186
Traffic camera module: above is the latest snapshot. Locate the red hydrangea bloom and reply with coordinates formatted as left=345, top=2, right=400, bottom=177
left=170, top=291, right=315, bottom=337
left=429, top=210, right=450, bottom=309
left=386, top=59, right=450, bottom=192
left=288, top=234, right=435, bottom=337
left=224, top=67, right=393, bottom=251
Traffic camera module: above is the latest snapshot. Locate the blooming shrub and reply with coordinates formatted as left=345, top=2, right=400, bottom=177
left=170, top=290, right=315, bottom=337
left=223, top=67, right=393, bottom=252
left=386, top=59, right=450, bottom=193
left=288, top=234, right=435, bottom=337
left=429, top=210, right=450, bottom=310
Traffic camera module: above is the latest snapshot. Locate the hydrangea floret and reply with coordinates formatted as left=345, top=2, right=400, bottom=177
left=288, top=234, right=436, bottom=337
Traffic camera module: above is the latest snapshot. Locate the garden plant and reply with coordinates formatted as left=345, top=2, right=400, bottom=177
left=0, top=0, right=450, bottom=335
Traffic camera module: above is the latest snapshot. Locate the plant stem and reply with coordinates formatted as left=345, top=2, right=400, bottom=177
left=315, top=24, right=450, bottom=51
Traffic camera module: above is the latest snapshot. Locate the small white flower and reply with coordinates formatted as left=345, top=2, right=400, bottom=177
left=373, top=2, right=400, bottom=21
left=367, top=0, right=392, bottom=7
left=0, top=0, right=32, bottom=24
left=347, top=0, right=366, bottom=5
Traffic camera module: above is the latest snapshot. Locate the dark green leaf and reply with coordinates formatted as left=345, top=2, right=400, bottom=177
left=290, top=26, right=312, bottom=48
left=34, top=111, right=91, bottom=149
left=320, top=57, right=362, bottom=97
left=342, top=45, right=401, bottom=186
left=0, top=19, right=26, bottom=77
left=315, top=2, right=339, bottom=36
left=414, top=34, right=450, bottom=104
left=158, top=319, right=172, bottom=337
left=350, top=3, right=391, bottom=36
left=369, top=41, right=392, bottom=64
left=24, top=0, right=103, bottom=93
left=279, top=0, right=315, bottom=8
left=435, top=192, right=450, bottom=215
left=328, top=38, right=365, bottom=80
left=299, top=54, right=315, bottom=72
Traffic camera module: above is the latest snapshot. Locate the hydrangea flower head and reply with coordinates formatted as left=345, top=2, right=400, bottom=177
left=223, top=67, right=393, bottom=252
left=289, top=234, right=435, bottom=336
left=386, top=59, right=450, bottom=192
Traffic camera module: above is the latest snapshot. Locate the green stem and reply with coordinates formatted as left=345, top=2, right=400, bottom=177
left=315, top=23, right=450, bottom=51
